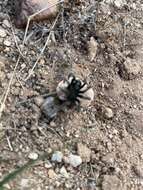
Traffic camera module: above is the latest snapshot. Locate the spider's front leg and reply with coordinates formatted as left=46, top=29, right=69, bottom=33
left=75, top=98, right=81, bottom=112
left=79, top=86, right=91, bottom=93
left=68, top=73, right=75, bottom=81
left=77, top=94, right=91, bottom=100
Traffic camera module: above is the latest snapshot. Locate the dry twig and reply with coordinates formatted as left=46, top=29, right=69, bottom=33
left=0, top=56, right=21, bottom=119
left=24, top=12, right=60, bottom=81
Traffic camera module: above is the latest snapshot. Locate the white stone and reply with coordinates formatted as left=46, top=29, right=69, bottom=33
left=60, top=166, right=69, bottom=178
left=104, top=107, right=114, bottom=119
left=88, top=37, right=98, bottom=61
left=3, top=19, right=11, bottom=28
left=68, top=154, right=82, bottom=167
left=28, top=152, right=38, bottom=160
left=4, top=39, right=11, bottom=47
left=114, top=0, right=126, bottom=8
left=51, top=151, right=63, bottom=163
left=0, top=27, right=6, bottom=37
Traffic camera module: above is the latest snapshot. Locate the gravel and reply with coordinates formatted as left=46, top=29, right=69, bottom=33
left=66, top=154, right=82, bottom=168
left=0, top=27, right=6, bottom=37
left=51, top=151, right=63, bottom=163
left=28, top=152, right=39, bottom=160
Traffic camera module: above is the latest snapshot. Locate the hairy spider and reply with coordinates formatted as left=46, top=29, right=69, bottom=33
left=56, top=73, right=94, bottom=107
left=41, top=73, right=94, bottom=120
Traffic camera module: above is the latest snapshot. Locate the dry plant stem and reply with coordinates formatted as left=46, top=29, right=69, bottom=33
left=6, top=135, right=14, bottom=151
left=0, top=1, right=63, bottom=119
left=0, top=56, right=21, bottom=119
left=8, top=16, right=25, bottom=59
left=23, top=0, right=64, bottom=45
left=24, top=12, right=60, bottom=81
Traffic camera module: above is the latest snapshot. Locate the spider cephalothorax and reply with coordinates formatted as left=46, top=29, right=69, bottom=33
left=56, top=73, right=94, bottom=107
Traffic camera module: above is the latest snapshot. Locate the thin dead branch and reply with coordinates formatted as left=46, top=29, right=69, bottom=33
left=24, top=12, right=60, bottom=81
left=0, top=56, right=21, bottom=119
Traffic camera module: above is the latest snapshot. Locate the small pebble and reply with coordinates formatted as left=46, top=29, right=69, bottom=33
left=50, top=121, right=56, bottom=127
left=48, top=169, right=57, bottom=179
left=34, top=96, right=44, bottom=107
left=67, top=154, right=82, bottom=167
left=60, top=166, right=69, bottom=178
left=114, top=0, right=126, bottom=8
left=104, top=107, right=114, bottom=119
left=3, top=184, right=11, bottom=190
left=28, top=152, right=38, bottom=160
left=3, top=39, right=11, bottom=47
left=3, top=19, right=11, bottom=28
left=51, top=151, right=63, bottom=163
left=0, top=27, right=6, bottom=37
left=44, top=161, right=52, bottom=169
left=88, top=36, right=98, bottom=61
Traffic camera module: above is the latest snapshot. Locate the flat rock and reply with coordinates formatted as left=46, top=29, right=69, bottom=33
left=51, top=151, right=63, bottom=163
left=60, top=166, right=69, bottom=178
left=67, top=154, right=82, bottom=167
left=15, top=0, right=60, bottom=28
left=48, top=169, right=57, bottom=179
left=0, top=27, right=7, bottom=37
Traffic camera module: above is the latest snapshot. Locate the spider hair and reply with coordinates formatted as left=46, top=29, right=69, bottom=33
left=59, top=73, right=91, bottom=107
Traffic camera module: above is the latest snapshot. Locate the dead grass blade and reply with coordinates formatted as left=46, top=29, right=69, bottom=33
left=0, top=153, right=48, bottom=189
left=24, top=12, right=60, bottom=81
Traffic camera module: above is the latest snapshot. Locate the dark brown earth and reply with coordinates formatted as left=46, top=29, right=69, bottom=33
left=0, top=0, right=143, bottom=189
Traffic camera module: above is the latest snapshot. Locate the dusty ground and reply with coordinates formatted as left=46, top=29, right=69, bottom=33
left=0, top=0, right=143, bottom=189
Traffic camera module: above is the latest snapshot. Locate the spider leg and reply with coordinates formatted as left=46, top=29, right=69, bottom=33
left=79, top=86, right=91, bottom=93
left=80, top=82, right=87, bottom=89
left=75, top=98, right=81, bottom=112
left=68, top=73, right=75, bottom=81
left=77, top=94, right=91, bottom=100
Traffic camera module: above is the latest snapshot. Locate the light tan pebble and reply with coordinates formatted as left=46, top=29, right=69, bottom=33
left=48, top=169, right=57, bottom=179
left=104, top=107, right=114, bottom=119
left=28, top=152, right=38, bottom=160
left=88, top=36, right=98, bottom=61
left=0, top=27, right=7, bottom=37
left=60, top=166, right=69, bottom=178
left=34, top=96, right=44, bottom=107
left=3, top=39, right=11, bottom=47
left=3, top=19, right=11, bottom=28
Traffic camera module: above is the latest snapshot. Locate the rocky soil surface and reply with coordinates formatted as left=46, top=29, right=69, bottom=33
left=0, top=0, right=143, bottom=189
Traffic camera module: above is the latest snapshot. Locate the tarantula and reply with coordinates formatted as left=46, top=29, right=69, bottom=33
left=41, top=73, right=94, bottom=120
left=56, top=73, right=94, bottom=107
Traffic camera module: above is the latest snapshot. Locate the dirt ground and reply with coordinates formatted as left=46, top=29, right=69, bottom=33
left=0, top=0, right=143, bottom=189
